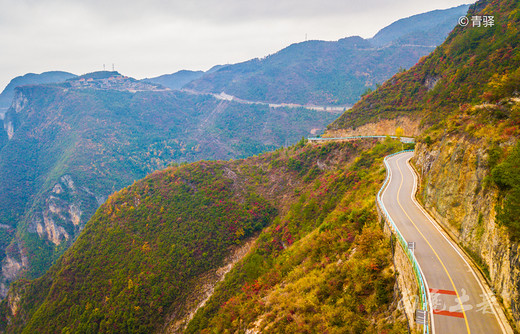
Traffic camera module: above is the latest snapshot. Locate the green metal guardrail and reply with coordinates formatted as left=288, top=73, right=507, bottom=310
left=308, top=135, right=415, bottom=143
left=376, top=150, right=429, bottom=334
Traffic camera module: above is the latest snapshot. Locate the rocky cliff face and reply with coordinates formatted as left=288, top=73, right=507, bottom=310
left=0, top=89, right=108, bottom=297
left=30, top=175, right=102, bottom=245
left=6, top=90, right=29, bottom=136
left=2, top=90, right=27, bottom=140
left=325, top=115, right=421, bottom=138
left=413, top=135, right=520, bottom=328
left=0, top=244, right=27, bottom=299
left=0, top=173, right=105, bottom=299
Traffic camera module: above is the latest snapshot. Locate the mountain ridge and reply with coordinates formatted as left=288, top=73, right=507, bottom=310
left=370, top=4, right=471, bottom=47
left=143, top=70, right=205, bottom=90
left=10, top=2, right=520, bottom=333
left=183, top=5, right=470, bottom=106
left=328, top=0, right=519, bottom=132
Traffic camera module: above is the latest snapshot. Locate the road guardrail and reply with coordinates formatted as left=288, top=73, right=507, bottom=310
left=308, top=135, right=415, bottom=143
left=376, top=150, right=429, bottom=334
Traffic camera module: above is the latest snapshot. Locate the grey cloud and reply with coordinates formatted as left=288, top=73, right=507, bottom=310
left=0, top=0, right=470, bottom=91
left=0, top=0, right=448, bottom=24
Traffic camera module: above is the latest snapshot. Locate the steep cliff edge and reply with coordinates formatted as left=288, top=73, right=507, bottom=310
left=0, top=71, right=76, bottom=114
left=411, top=98, right=520, bottom=327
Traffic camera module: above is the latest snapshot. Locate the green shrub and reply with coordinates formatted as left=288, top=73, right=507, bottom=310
left=492, top=143, right=520, bottom=239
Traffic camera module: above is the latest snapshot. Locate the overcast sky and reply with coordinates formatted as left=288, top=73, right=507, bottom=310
left=0, top=0, right=470, bottom=91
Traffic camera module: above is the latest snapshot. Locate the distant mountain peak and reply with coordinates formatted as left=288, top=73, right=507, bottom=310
left=71, top=71, right=122, bottom=81
left=66, top=71, right=166, bottom=92
left=142, top=70, right=205, bottom=90
left=329, top=0, right=517, bottom=131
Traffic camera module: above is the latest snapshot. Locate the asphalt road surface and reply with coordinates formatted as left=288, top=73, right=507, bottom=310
left=381, top=151, right=512, bottom=334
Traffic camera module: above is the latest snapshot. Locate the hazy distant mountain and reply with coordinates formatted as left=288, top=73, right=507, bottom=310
left=144, top=65, right=230, bottom=90
left=206, top=64, right=228, bottom=73
left=143, top=70, right=205, bottom=90
left=0, top=71, right=76, bottom=114
left=370, top=5, right=470, bottom=47
left=66, top=71, right=164, bottom=91
left=184, top=5, right=470, bottom=106
left=329, top=2, right=516, bottom=130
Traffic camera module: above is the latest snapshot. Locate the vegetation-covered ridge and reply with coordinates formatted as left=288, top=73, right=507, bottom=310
left=0, top=138, right=412, bottom=333
left=185, top=138, right=413, bottom=333
left=2, top=160, right=276, bottom=333
left=329, top=0, right=520, bottom=131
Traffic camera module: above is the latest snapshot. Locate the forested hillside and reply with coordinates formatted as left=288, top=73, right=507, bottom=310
left=0, top=138, right=412, bottom=333
left=0, top=75, right=337, bottom=298
left=4, top=0, right=520, bottom=332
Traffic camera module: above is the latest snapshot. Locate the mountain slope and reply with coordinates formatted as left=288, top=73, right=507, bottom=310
left=370, top=5, right=470, bottom=47
left=184, top=5, right=469, bottom=106
left=0, top=71, right=76, bottom=115
left=329, top=0, right=520, bottom=132
left=0, top=139, right=411, bottom=334
left=0, top=73, right=338, bottom=297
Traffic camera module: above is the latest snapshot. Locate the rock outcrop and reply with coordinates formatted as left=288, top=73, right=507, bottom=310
left=325, top=116, right=421, bottom=138
left=0, top=174, right=104, bottom=299
left=413, top=136, right=520, bottom=328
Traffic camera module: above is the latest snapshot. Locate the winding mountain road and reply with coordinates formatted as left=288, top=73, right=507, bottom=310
left=381, top=151, right=512, bottom=334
